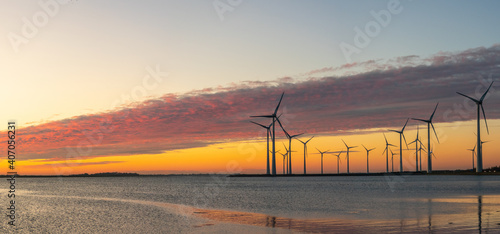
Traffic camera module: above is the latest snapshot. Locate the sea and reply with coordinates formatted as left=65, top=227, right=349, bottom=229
left=1, top=175, right=500, bottom=233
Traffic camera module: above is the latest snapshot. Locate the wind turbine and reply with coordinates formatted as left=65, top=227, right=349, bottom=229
left=333, top=151, right=343, bottom=174
left=362, top=145, right=375, bottom=173
left=419, top=142, right=427, bottom=172
left=480, top=140, right=489, bottom=160
left=276, top=118, right=303, bottom=175
left=342, top=139, right=357, bottom=174
left=277, top=150, right=287, bottom=175
left=409, top=125, right=421, bottom=172
left=412, top=103, right=439, bottom=173
left=250, top=121, right=273, bottom=175
left=457, top=81, right=494, bottom=172
left=390, top=149, right=398, bottom=173
left=282, top=143, right=296, bottom=174
left=429, top=146, right=436, bottom=162
left=283, top=143, right=289, bottom=174
left=467, top=145, right=476, bottom=172
left=382, top=133, right=396, bottom=173
left=251, top=92, right=285, bottom=175
left=389, top=118, right=409, bottom=172
left=297, top=136, right=314, bottom=175
left=315, top=148, right=330, bottom=174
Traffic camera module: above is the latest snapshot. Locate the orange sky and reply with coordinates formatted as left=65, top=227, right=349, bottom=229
left=7, top=119, right=499, bottom=175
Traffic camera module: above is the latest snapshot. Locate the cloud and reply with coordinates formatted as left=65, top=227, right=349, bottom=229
left=11, top=45, right=500, bottom=161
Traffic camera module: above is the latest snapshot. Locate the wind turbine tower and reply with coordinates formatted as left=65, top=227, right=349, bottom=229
left=315, top=148, right=330, bottom=174
left=412, top=103, right=439, bottom=173
left=467, top=145, right=476, bottom=172
left=277, top=118, right=303, bottom=175
left=342, top=139, right=357, bottom=174
left=251, top=92, right=285, bottom=175
left=382, top=133, right=396, bottom=173
left=457, top=81, right=494, bottom=172
left=250, top=121, right=273, bottom=175
left=389, top=119, right=409, bottom=172
left=362, top=145, right=375, bottom=173
left=297, top=136, right=314, bottom=175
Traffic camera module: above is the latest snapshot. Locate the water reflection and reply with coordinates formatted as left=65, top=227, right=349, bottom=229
left=427, top=198, right=433, bottom=233
left=193, top=195, right=500, bottom=233
left=478, top=195, right=482, bottom=234
left=407, top=196, right=496, bottom=233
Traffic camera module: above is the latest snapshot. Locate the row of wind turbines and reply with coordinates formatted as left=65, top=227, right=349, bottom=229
left=250, top=82, right=495, bottom=175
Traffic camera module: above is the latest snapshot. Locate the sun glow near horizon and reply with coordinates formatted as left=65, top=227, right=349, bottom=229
left=6, top=119, right=499, bottom=175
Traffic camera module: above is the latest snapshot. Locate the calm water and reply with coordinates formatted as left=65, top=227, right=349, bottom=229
left=2, top=175, right=500, bottom=233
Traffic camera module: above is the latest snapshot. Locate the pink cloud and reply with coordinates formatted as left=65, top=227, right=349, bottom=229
left=9, top=45, right=500, bottom=161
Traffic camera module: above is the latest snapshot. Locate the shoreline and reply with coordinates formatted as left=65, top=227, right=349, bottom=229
left=229, top=170, right=500, bottom=177
left=3, top=170, right=500, bottom=177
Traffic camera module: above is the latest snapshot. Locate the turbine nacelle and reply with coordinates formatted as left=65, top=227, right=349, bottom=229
left=456, top=81, right=493, bottom=134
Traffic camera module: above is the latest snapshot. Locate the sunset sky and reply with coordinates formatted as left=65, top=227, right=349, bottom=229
left=1, top=1, right=499, bottom=175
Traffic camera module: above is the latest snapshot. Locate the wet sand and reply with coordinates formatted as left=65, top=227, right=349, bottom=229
left=192, top=195, right=500, bottom=233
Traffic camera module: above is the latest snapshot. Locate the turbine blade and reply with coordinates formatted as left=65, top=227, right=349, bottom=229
left=276, top=117, right=290, bottom=138
left=411, top=118, right=429, bottom=123
left=306, top=136, right=314, bottom=143
left=273, top=92, right=285, bottom=116
left=402, top=118, right=409, bottom=132
left=250, top=115, right=274, bottom=118
left=402, top=133, right=409, bottom=149
left=291, top=133, right=304, bottom=138
left=382, top=147, right=387, bottom=155
left=250, top=121, right=267, bottom=128
left=430, top=102, right=439, bottom=121
left=479, top=81, right=494, bottom=102
left=282, top=142, right=286, bottom=149
left=481, top=104, right=489, bottom=134
left=383, top=133, right=388, bottom=144
left=388, top=130, right=399, bottom=133
left=430, top=122, right=440, bottom=143
left=456, top=92, right=479, bottom=103
left=362, top=144, right=367, bottom=151
left=342, top=139, right=348, bottom=148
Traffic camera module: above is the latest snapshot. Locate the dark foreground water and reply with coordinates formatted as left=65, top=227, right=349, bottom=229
left=1, top=175, right=500, bottom=233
